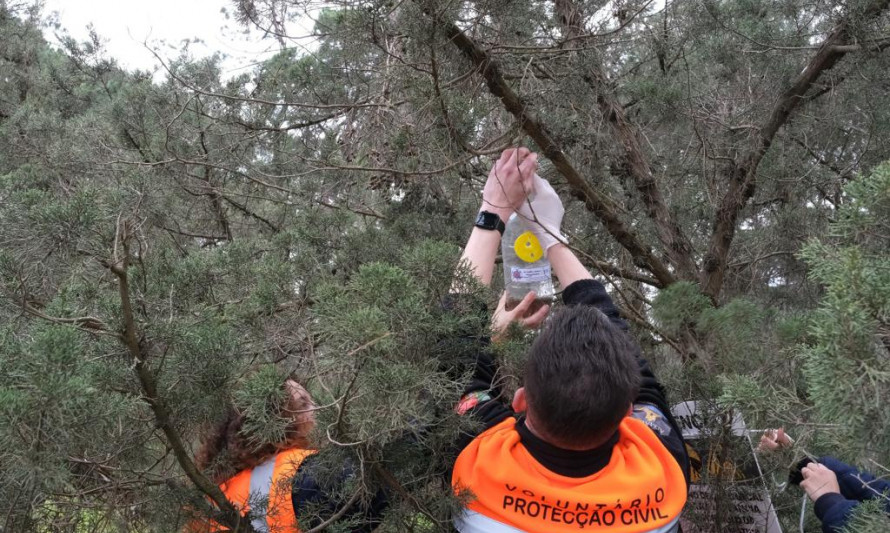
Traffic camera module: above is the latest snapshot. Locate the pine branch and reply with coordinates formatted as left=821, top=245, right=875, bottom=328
left=105, top=217, right=252, bottom=533
left=790, top=135, right=852, bottom=178
left=417, top=2, right=677, bottom=287
left=146, top=44, right=396, bottom=111
left=197, top=128, right=234, bottom=241
left=218, top=192, right=283, bottom=233
left=553, top=0, right=697, bottom=280
left=156, top=223, right=229, bottom=242
left=302, top=488, right=363, bottom=533
left=699, top=0, right=890, bottom=300
left=21, top=302, right=112, bottom=336
left=587, top=258, right=661, bottom=287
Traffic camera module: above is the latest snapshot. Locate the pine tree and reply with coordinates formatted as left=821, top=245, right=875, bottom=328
left=1, top=0, right=890, bottom=530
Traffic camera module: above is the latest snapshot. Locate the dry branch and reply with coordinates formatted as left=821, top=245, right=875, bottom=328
left=699, top=0, right=890, bottom=300
left=105, top=218, right=251, bottom=532
left=418, top=2, right=677, bottom=287
left=554, top=0, right=697, bottom=280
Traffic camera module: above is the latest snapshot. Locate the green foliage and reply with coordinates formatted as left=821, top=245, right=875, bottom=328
left=794, top=164, right=890, bottom=457
left=651, top=281, right=712, bottom=336
left=842, top=498, right=890, bottom=533
left=1, top=0, right=890, bottom=530
left=718, top=164, right=890, bottom=529
left=234, top=365, right=293, bottom=447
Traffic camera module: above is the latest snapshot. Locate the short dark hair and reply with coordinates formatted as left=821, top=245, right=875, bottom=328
left=524, top=305, right=641, bottom=448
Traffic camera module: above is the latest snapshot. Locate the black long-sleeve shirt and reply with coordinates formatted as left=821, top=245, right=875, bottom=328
left=453, top=279, right=690, bottom=481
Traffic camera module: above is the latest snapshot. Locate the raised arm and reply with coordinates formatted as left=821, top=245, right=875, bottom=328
left=445, top=148, right=543, bottom=448
left=550, top=248, right=670, bottom=415
left=555, top=267, right=689, bottom=480
left=452, top=148, right=537, bottom=289
left=515, top=175, right=624, bottom=329
left=549, top=244, right=593, bottom=291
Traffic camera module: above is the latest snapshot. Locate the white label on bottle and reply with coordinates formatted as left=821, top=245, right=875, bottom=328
left=510, top=266, right=551, bottom=283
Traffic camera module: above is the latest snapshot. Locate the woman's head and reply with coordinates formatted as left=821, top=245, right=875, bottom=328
left=282, top=379, right=316, bottom=440
left=196, top=378, right=317, bottom=482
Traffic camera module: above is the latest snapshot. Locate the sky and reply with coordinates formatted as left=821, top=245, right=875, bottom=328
left=40, top=1, right=650, bottom=78
left=39, top=0, right=655, bottom=79
left=42, top=0, right=308, bottom=77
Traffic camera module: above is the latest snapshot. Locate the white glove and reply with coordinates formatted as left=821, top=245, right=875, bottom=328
left=516, top=174, right=567, bottom=251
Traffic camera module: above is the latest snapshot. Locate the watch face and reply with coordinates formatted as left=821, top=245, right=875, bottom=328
left=475, top=211, right=504, bottom=233
left=476, top=211, right=497, bottom=229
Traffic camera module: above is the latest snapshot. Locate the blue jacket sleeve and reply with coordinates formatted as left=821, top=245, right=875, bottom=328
left=813, top=493, right=859, bottom=533
left=292, top=454, right=388, bottom=532
left=439, top=294, right=514, bottom=452
left=801, top=456, right=890, bottom=532
left=819, top=456, right=890, bottom=504
left=562, top=279, right=628, bottom=331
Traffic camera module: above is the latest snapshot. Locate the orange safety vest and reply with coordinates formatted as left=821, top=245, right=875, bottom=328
left=189, top=447, right=316, bottom=533
left=452, top=417, right=687, bottom=532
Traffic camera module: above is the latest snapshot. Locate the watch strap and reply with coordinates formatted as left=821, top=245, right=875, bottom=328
left=475, top=211, right=506, bottom=235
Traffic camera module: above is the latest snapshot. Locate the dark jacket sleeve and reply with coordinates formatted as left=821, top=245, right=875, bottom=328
left=792, top=456, right=890, bottom=532
left=439, top=294, right=514, bottom=453
left=562, top=279, right=690, bottom=484
left=291, top=454, right=388, bottom=533
left=794, top=456, right=890, bottom=503
left=819, top=456, right=890, bottom=504
left=813, top=493, right=859, bottom=533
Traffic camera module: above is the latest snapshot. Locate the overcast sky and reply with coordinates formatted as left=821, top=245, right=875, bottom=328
left=42, top=0, right=303, bottom=76
left=40, top=1, right=643, bottom=77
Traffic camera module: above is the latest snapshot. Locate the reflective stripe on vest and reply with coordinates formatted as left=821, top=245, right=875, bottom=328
left=189, top=447, right=315, bottom=533
left=452, top=417, right=687, bottom=533
left=248, top=456, right=277, bottom=532
left=455, top=510, right=681, bottom=533
left=455, top=510, right=525, bottom=532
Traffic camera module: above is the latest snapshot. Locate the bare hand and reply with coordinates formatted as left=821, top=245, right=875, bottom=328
left=492, top=291, right=550, bottom=342
left=800, top=463, right=841, bottom=502
left=481, top=148, right=538, bottom=221
left=757, top=428, right=793, bottom=453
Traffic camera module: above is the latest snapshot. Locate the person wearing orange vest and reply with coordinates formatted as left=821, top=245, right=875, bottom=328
left=188, top=379, right=385, bottom=533
left=448, top=147, right=691, bottom=532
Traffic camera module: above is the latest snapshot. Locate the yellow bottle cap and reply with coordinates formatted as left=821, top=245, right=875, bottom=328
left=514, top=231, right=544, bottom=263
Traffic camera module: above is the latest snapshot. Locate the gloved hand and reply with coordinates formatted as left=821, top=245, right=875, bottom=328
left=516, top=174, right=567, bottom=251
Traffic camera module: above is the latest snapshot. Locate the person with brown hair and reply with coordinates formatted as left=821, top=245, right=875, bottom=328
left=194, top=380, right=316, bottom=484
left=188, top=379, right=385, bottom=533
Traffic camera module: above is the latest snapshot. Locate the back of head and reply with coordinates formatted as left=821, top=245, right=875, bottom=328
left=524, top=305, right=641, bottom=449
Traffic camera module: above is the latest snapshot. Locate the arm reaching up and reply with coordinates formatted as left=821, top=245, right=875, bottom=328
left=548, top=243, right=593, bottom=288
left=446, top=147, right=541, bottom=452
left=453, top=148, right=538, bottom=289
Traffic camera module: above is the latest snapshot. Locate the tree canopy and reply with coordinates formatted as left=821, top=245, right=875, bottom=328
left=1, top=0, right=889, bottom=530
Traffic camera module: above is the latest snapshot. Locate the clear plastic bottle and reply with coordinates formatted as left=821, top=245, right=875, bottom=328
left=502, top=214, right=555, bottom=312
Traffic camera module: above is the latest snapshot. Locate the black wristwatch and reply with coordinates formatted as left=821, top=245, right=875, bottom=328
left=475, top=211, right=506, bottom=235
